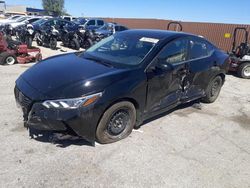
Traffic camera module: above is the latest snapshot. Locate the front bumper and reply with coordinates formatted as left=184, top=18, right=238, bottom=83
left=14, top=87, right=102, bottom=143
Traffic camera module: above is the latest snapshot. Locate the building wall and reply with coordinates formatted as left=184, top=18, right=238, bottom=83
left=103, top=18, right=250, bottom=52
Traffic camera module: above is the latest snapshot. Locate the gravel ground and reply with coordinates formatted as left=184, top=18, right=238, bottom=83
left=0, top=43, right=250, bottom=188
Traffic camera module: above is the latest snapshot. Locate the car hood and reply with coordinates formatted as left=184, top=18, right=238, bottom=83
left=17, top=53, right=129, bottom=100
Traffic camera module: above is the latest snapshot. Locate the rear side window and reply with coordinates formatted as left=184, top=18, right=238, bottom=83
left=189, top=37, right=214, bottom=60
left=97, top=20, right=104, bottom=26
left=157, top=38, right=189, bottom=64
left=87, top=20, right=96, bottom=26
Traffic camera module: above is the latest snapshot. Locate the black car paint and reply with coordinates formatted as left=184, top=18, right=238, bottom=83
left=15, top=30, right=229, bottom=143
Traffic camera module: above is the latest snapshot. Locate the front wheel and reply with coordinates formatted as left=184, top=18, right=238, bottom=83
left=49, top=37, right=57, bottom=50
left=237, top=62, right=250, bottom=79
left=96, top=101, right=136, bottom=144
left=202, top=76, right=223, bottom=103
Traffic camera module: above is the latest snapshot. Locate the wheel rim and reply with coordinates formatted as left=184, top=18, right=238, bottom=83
left=211, top=79, right=221, bottom=97
left=6, top=56, right=15, bottom=65
left=107, top=109, right=130, bottom=136
left=243, top=65, right=250, bottom=77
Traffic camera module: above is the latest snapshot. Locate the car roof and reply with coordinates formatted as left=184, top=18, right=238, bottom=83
left=121, top=29, right=196, bottom=40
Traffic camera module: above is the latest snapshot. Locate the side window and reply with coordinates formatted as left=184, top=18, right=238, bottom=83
left=189, top=38, right=214, bottom=60
left=87, top=20, right=95, bottom=26
left=97, top=20, right=104, bottom=26
left=157, top=38, right=189, bottom=64
left=119, top=26, right=128, bottom=31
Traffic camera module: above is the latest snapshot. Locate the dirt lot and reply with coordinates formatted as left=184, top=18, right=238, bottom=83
left=0, top=43, right=250, bottom=188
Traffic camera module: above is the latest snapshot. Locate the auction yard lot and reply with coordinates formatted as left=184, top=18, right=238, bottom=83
left=0, top=43, right=250, bottom=188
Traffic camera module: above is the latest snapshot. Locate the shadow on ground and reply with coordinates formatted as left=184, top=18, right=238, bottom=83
left=28, top=128, right=94, bottom=148
left=28, top=100, right=202, bottom=148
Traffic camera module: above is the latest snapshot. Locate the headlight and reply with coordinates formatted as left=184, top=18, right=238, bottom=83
left=42, top=92, right=102, bottom=109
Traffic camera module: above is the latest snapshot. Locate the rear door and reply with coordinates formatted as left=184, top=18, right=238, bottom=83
left=183, top=36, right=216, bottom=99
left=146, top=37, right=190, bottom=113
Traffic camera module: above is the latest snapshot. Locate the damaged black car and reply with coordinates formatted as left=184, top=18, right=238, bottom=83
left=15, top=29, right=229, bottom=144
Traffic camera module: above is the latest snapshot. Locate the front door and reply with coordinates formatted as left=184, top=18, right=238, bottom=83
left=146, top=37, right=190, bottom=114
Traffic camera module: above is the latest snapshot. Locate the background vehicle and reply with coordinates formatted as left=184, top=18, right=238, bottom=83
left=32, top=18, right=78, bottom=33
left=81, top=18, right=105, bottom=30
left=94, top=23, right=129, bottom=41
left=0, top=16, right=30, bottom=27
left=0, top=15, right=22, bottom=23
left=15, top=30, right=229, bottom=144
left=0, top=32, right=41, bottom=65
left=228, top=27, right=250, bottom=79
left=9, top=17, right=41, bottom=29
left=36, top=26, right=59, bottom=50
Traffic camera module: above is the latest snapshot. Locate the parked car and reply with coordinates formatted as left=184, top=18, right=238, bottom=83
left=15, top=30, right=229, bottom=144
left=0, top=16, right=27, bottom=26
left=94, top=23, right=129, bottom=41
left=32, top=18, right=78, bottom=32
left=9, top=17, right=41, bottom=29
left=81, top=18, right=105, bottom=30
left=0, top=15, right=22, bottom=23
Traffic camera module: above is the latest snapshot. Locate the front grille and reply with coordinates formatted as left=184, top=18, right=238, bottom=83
left=14, top=86, right=33, bottom=118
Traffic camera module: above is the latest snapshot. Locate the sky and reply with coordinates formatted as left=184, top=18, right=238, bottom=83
left=6, top=0, right=250, bottom=24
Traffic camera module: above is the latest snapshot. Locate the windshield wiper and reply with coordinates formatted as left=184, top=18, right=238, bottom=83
left=84, top=56, right=114, bottom=68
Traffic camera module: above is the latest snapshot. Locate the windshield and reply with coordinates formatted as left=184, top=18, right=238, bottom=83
left=83, top=32, right=159, bottom=66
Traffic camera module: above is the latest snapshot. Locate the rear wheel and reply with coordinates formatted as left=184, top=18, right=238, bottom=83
left=0, top=52, right=17, bottom=65
left=49, top=37, right=57, bottom=50
left=96, top=101, right=136, bottom=144
left=202, top=76, right=223, bottom=103
left=237, top=62, right=250, bottom=79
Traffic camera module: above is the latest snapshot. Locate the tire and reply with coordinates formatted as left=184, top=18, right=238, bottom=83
left=49, top=37, right=57, bottom=50
left=26, top=36, right=33, bottom=48
left=0, top=52, right=17, bottom=65
left=202, top=76, right=223, bottom=103
left=237, top=62, right=250, bottom=79
left=70, top=38, right=80, bottom=50
left=83, top=39, right=93, bottom=49
left=96, top=101, right=136, bottom=144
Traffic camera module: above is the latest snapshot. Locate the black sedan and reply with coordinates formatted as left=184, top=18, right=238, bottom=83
left=15, top=30, right=229, bottom=144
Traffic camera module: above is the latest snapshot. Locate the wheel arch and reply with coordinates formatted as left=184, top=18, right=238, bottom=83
left=96, top=97, right=141, bottom=132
